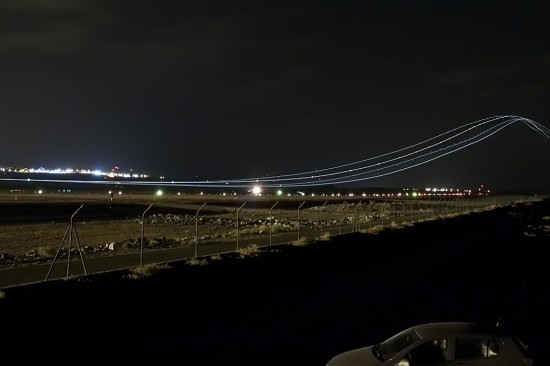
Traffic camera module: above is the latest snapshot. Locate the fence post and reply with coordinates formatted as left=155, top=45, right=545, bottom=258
left=140, top=203, right=154, bottom=266
left=269, top=201, right=279, bottom=245
left=339, top=201, right=347, bottom=235
left=355, top=200, right=362, bottom=231
left=195, top=202, right=207, bottom=258
left=45, top=204, right=85, bottom=281
left=354, top=204, right=358, bottom=231
left=318, top=201, right=328, bottom=237
left=297, top=201, right=306, bottom=241
left=236, top=202, right=246, bottom=251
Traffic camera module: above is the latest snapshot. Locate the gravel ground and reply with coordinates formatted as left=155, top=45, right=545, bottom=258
left=0, top=198, right=469, bottom=268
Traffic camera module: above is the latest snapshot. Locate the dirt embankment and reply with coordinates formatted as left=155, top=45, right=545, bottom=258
left=1, top=195, right=543, bottom=268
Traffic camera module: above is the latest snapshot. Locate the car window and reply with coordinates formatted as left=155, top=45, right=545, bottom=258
left=408, top=339, right=447, bottom=365
left=379, top=329, right=421, bottom=360
left=456, top=338, right=501, bottom=360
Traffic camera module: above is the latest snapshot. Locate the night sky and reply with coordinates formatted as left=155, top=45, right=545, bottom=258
left=2, top=1, right=549, bottom=191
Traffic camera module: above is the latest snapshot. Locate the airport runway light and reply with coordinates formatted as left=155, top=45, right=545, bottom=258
left=156, top=190, right=163, bottom=196
left=252, top=185, right=262, bottom=196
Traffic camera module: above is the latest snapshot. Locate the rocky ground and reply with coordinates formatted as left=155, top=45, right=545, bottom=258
left=0, top=198, right=548, bottom=366
left=0, top=200, right=415, bottom=268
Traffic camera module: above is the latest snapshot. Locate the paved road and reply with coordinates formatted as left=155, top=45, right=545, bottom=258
left=0, top=202, right=523, bottom=289
left=0, top=223, right=361, bottom=289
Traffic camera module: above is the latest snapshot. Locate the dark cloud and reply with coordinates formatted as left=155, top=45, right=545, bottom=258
left=1, top=1, right=549, bottom=191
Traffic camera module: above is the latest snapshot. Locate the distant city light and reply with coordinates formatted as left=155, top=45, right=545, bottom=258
left=1, top=166, right=149, bottom=179
left=0, top=164, right=491, bottom=198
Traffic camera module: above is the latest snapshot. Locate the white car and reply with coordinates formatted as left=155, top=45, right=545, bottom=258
left=326, top=322, right=533, bottom=366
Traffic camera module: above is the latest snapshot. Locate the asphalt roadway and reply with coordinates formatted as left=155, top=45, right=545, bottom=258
left=0, top=198, right=548, bottom=366
left=0, top=225, right=357, bottom=289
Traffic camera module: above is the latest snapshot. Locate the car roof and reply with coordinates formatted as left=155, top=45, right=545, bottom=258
left=411, top=322, right=510, bottom=340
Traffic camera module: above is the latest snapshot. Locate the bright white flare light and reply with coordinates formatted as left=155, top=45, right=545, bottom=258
left=251, top=185, right=262, bottom=195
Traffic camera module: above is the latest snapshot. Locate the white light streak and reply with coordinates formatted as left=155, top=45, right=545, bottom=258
left=1, top=115, right=548, bottom=189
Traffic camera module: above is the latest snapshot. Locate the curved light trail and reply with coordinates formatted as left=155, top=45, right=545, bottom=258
left=2, top=115, right=549, bottom=189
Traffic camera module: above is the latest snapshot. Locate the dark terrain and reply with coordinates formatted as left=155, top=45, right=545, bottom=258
left=0, top=198, right=548, bottom=366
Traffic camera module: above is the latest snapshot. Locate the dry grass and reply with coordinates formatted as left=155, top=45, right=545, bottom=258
left=291, top=236, right=313, bottom=246
left=364, top=225, right=387, bottom=234
left=390, top=225, right=407, bottom=230
left=37, top=245, right=57, bottom=258
left=236, top=244, right=260, bottom=258
left=186, top=258, right=209, bottom=266
left=0, top=220, right=183, bottom=254
left=0, top=193, right=527, bottom=267
left=125, top=263, right=172, bottom=279
left=231, top=224, right=286, bottom=236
